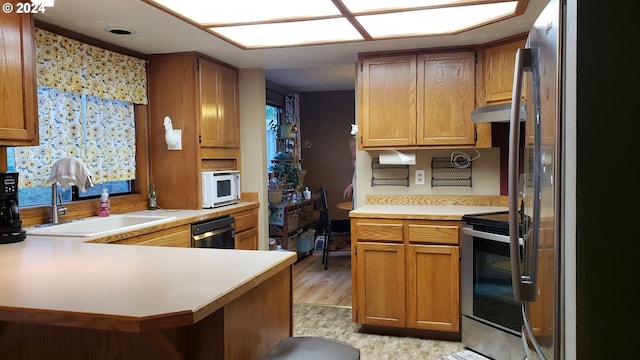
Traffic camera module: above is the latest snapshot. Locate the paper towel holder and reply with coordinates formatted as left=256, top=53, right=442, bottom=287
left=378, top=150, right=416, bottom=165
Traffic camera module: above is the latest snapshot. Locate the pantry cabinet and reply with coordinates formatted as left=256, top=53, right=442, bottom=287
left=0, top=5, right=38, bottom=146
left=358, top=51, right=476, bottom=148
left=352, top=217, right=460, bottom=333
left=148, top=52, right=240, bottom=209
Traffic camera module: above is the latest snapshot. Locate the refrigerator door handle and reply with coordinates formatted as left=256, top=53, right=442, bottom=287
left=508, top=47, right=537, bottom=302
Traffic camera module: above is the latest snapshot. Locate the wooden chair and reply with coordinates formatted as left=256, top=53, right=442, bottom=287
left=314, top=187, right=350, bottom=270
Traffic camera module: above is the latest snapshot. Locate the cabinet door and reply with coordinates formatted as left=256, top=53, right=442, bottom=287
left=236, top=228, right=258, bottom=250
left=355, top=242, right=406, bottom=327
left=417, top=52, right=475, bottom=146
left=199, top=59, right=239, bottom=148
left=218, top=65, right=240, bottom=148
left=484, top=38, right=526, bottom=104
left=0, top=7, right=38, bottom=145
left=359, top=55, right=416, bottom=147
left=406, top=244, right=460, bottom=331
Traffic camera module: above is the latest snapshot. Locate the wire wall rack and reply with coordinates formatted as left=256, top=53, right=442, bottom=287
left=371, top=158, right=409, bottom=187
left=431, top=157, right=472, bottom=187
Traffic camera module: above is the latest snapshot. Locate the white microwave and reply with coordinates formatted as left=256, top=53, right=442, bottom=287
left=202, top=170, right=240, bottom=208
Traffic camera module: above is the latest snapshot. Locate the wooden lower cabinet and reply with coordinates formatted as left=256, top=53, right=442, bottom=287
left=233, top=207, right=259, bottom=250
left=352, top=217, right=461, bottom=333
left=236, top=227, right=258, bottom=250
left=88, top=206, right=260, bottom=250
left=406, top=244, right=459, bottom=331
left=355, top=241, right=406, bottom=327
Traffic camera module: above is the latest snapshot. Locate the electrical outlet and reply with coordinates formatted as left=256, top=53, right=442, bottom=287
left=415, top=169, right=425, bottom=185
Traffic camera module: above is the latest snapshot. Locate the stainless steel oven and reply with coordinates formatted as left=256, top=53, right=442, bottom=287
left=461, top=211, right=526, bottom=360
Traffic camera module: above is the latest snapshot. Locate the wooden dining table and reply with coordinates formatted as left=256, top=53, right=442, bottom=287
left=337, top=201, right=353, bottom=211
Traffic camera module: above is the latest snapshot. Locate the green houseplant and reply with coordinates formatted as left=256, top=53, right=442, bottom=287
left=269, top=161, right=300, bottom=191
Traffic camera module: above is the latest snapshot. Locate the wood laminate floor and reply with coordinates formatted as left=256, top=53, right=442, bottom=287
left=293, top=250, right=352, bottom=307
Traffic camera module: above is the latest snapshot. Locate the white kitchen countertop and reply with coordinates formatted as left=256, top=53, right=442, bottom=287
left=349, top=204, right=508, bottom=220
left=22, top=202, right=259, bottom=243
left=1, top=208, right=296, bottom=332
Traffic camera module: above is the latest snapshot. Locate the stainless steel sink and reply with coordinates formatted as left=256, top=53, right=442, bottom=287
left=26, top=214, right=177, bottom=238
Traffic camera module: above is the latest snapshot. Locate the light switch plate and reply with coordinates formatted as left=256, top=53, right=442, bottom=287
left=415, top=169, right=425, bottom=185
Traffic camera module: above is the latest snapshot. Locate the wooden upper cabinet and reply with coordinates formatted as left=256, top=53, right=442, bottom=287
left=0, top=7, right=38, bottom=146
left=484, top=38, right=527, bottom=104
left=359, top=55, right=416, bottom=147
left=199, top=58, right=240, bottom=148
left=148, top=53, right=240, bottom=209
left=358, top=51, right=476, bottom=148
left=417, top=52, right=475, bottom=146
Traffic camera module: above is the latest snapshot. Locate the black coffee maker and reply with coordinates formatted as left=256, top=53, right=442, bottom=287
left=0, top=172, right=26, bottom=244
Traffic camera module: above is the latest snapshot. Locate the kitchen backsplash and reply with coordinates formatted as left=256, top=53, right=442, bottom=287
left=354, top=148, right=500, bottom=207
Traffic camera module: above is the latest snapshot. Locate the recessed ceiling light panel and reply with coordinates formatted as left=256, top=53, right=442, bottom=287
left=357, top=2, right=518, bottom=37
left=211, top=18, right=364, bottom=48
left=341, top=0, right=480, bottom=13
left=151, top=0, right=340, bottom=25
left=144, top=0, right=526, bottom=48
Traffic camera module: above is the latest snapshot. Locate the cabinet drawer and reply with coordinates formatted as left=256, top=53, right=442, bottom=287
left=233, top=208, right=258, bottom=233
left=407, top=223, right=459, bottom=245
left=354, top=220, right=403, bottom=242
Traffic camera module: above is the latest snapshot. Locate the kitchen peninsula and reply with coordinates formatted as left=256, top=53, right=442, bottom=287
left=0, top=236, right=296, bottom=360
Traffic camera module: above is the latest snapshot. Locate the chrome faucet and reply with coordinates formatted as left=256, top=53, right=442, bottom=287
left=50, top=183, right=67, bottom=224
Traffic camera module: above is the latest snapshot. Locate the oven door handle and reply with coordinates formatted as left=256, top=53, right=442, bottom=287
left=462, top=227, right=509, bottom=244
left=462, top=227, right=524, bottom=246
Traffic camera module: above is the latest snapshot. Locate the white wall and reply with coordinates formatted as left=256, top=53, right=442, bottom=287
left=354, top=147, right=501, bottom=207
left=238, top=68, right=269, bottom=250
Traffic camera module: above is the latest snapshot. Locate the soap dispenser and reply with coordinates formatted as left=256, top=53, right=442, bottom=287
left=99, top=188, right=110, bottom=217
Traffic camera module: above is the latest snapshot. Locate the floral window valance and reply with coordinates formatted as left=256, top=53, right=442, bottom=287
left=13, top=87, right=137, bottom=189
left=35, top=28, right=148, bottom=105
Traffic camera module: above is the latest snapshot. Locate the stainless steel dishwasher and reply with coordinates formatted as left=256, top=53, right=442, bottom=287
left=191, top=215, right=235, bottom=249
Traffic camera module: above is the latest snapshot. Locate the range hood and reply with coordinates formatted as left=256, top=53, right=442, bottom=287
left=470, top=101, right=527, bottom=123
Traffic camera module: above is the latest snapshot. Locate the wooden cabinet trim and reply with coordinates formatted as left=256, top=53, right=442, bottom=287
left=112, top=224, right=191, bottom=247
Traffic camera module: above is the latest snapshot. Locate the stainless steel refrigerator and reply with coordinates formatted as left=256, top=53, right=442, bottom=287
left=508, top=0, right=562, bottom=358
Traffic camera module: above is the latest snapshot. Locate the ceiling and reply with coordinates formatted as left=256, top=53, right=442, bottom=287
left=34, top=0, right=548, bottom=92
